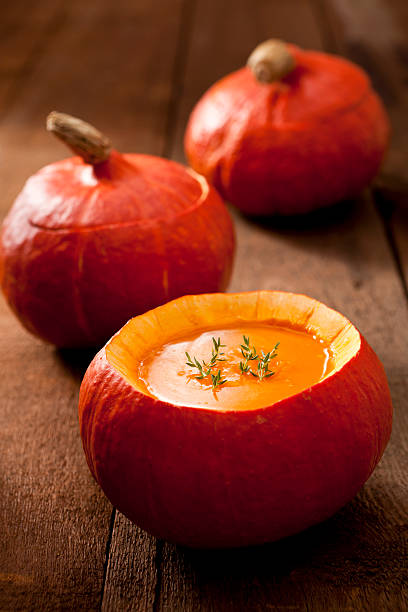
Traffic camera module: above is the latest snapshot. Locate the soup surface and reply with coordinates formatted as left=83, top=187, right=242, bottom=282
left=138, top=325, right=334, bottom=410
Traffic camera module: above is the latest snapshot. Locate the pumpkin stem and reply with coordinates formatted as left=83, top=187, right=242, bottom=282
left=46, top=111, right=112, bottom=165
left=247, top=39, right=295, bottom=84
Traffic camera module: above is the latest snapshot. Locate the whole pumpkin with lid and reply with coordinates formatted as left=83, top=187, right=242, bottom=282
left=0, top=112, right=235, bottom=347
left=185, top=39, right=390, bottom=215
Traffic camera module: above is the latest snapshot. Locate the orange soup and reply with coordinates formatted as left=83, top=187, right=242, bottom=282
left=139, top=325, right=334, bottom=410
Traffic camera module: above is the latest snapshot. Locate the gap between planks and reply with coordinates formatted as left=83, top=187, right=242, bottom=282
left=161, top=0, right=198, bottom=160
left=99, top=0, right=198, bottom=608
left=310, top=0, right=408, bottom=307
left=99, top=508, right=117, bottom=610
left=0, top=2, right=67, bottom=123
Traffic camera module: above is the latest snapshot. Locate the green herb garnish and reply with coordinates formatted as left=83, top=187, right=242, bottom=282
left=186, top=335, right=279, bottom=388
left=239, top=335, right=258, bottom=374
left=239, top=335, right=279, bottom=380
left=185, top=337, right=227, bottom=388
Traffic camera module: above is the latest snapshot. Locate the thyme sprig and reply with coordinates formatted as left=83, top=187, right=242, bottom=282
left=185, top=337, right=227, bottom=388
left=256, top=346, right=280, bottom=380
left=239, top=335, right=259, bottom=375
left=185, top=335, right=279, bottom=388
left=239, top=335, right=279, bottom=380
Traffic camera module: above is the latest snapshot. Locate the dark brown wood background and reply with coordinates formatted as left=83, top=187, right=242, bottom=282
left=0, top=0, right=407, bottom=610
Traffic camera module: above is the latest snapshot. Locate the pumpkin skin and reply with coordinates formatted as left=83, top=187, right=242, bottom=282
left=185, top=45, right=390, bottom=215
left=79, top=291, right=392, bottom=548
left=0, top=150, right=235, bottom=347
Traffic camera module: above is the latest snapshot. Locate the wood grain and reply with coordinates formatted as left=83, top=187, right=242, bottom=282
left=0, top=0, right=67, bottom=116
left=316, top=0, right=408, bottom=294
left=170, top=0, right=324, bottom=162
left=0, top=0, right=407, bottom=610
left=0, top=340, right=110, bottom=611
left=101, top=516, right=158, bottom=612
left=0, top=0, right=185, bottom=214
left=0, top=0, right=184, bottom=609
left=156, top=0, right=407, bottom=610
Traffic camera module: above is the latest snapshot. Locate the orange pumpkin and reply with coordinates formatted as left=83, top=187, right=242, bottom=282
left=185, top=40, right=390, bottom=215
left=0, top=112, right=235, bottom=347
left=79, top=291, right=392, bottom=548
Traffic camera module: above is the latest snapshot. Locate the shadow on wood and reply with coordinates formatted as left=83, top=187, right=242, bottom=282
left=237, top=197, right=359, bottom=233
left=169, top=484, right=406, bottom=589
left=56, top=346, right=99, bottom=383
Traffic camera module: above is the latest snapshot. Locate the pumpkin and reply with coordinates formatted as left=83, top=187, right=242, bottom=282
left=0, top=112, right=235, bottom=347
left=185, top=39, right=390, bottom=215
left=79, top=291, right=392, bottom=548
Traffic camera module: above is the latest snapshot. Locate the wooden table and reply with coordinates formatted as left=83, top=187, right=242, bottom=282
left=1, top=1, right=407, bottom=610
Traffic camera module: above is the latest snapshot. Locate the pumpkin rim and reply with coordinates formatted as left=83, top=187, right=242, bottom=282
left=105, top=290, right=361, bottom=413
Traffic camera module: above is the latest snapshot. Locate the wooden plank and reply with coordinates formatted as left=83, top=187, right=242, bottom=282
left=0, top=338, right=111, bottom=611
left=315, top=0, right=408, bottom=292
left=0, top=0, right=67, bottom=115
left=102, top=516, right=158, bottom=612
left=170, top=0, right=324, bottom=162
left=152, top=1, right=407, bottom=610
left=0, top=1, right=64, bottom=74
left=0, top=0, right=184, bottom=215
left=381, top=0, right=408, bottom=292
left=0, top=0, right=184, bottom=608
left=2, top=1, right=405, bottom=610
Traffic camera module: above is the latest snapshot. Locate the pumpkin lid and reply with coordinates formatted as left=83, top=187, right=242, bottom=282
left=194, top=42, right=370, bottom=129
left=23, top=112, right=207, bottom=231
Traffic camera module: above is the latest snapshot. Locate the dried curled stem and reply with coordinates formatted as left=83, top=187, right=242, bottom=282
left=247, top=39, right=295, bottom=83
left=46, top=111, right=112, bottom=165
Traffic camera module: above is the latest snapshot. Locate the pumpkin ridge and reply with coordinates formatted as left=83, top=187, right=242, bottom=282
left=70, top=231, right=94, bottom=342
left=270, top=86, right=372, bottom=129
